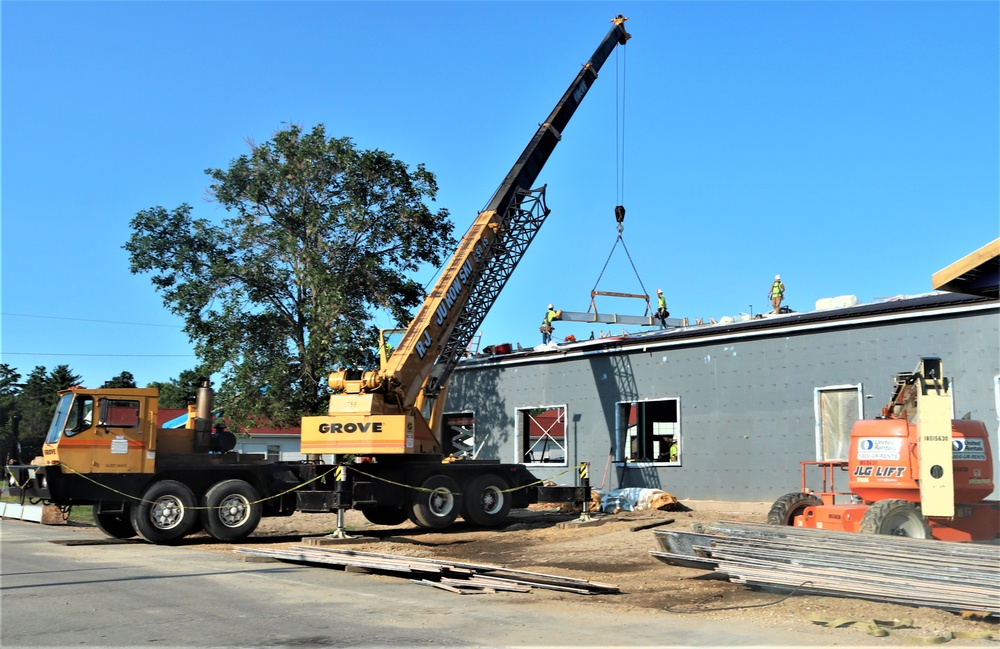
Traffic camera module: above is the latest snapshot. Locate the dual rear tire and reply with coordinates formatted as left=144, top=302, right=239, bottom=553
left=199, top=479, right=263, bottom=542
left=129, top=478, right=263, bottom=544
left=406, top=473, right=513, bottom=530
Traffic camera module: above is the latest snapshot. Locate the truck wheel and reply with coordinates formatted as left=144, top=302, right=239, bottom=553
left=462, top=474, right=511, bottom=527
left=767, top=492, right=822, bottom=526
left=859, top=499, right=932, bottom=538
left=131, top=480, right=199, bottom=544
left=92, top=503, right=137, bottom=539
left=361, top=506, right=408, bottom=526
left=409, top=475, right=462, bottom=529
left=200, top=479, right=263, bottom=542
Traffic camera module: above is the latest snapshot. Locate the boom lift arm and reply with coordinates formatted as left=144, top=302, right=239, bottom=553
left=302, top=16, right=631, bottom=456
left=882, top=357, right=955, bottom=517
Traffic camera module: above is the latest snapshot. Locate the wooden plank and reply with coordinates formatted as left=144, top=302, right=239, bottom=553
left=932, top=238, right=1000, bottom=291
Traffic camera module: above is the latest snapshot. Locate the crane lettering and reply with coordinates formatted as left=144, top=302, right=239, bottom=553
left=415, top=329, right=433, bottom=359
left=434, top=259, right=475, bottom=327
left=318, top=422, right=383, bottom=434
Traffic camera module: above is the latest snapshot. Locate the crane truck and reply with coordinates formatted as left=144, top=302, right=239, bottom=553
left=767, top=357, right=997, bottom=541
left=5, top=16, right=632, bottom=544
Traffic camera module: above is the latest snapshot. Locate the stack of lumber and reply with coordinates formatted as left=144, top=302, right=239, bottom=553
left=236, top=546, right=619, bottom=596
left=651, top=522, right=1000, bottom=614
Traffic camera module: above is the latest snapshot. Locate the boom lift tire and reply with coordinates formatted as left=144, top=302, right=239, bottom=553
left=361, top=506, right=408, bottom=526
left=409, top=474, right=463, bottom=529
left=767, top=492, right=823, bottom=526
left=200, top=479, right=263, bottom=542
left=92, top=503, right=137, bottom=539
left=130, top=480, right=199, bottom=544
left=462, top=474, right=512, bottom=527
left=859, top=499, right=932, bottom=538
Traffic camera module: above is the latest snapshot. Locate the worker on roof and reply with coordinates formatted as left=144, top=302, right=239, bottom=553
left=541, top=304, right=559, bottom=344
left=769, top=275, right=785, bottom=314
left=655, top=289, right=669, bottom=329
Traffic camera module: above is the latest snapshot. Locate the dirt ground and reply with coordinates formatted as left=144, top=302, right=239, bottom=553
left=185, top=506, right=999, bottom=646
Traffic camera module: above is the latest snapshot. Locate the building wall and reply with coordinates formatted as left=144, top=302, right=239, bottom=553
left=445, top=298, right=1000, bottom=503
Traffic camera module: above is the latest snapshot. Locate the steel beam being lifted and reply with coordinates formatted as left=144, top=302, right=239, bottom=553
left=558, top=310, right=684, bottom=328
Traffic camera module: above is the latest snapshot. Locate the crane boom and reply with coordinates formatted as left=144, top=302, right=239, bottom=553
left=302, top=16, right=631, bottom=457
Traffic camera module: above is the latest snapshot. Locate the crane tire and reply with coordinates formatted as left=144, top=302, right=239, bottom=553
left=92, top=503, right=137, bottom=539
left=859, top=499, right=932, bottom=538
left=767, top=492, right=822, bottom=526
left=462, top=474, right=512, bottom=527
left=408, top=474, right=462, bottom=529
left=200, top=479, right=263, bottom=542
left=130, top=480, right=198, bottom=544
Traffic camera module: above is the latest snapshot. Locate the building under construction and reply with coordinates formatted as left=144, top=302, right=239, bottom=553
left=442, top=242, right=1000, bottom=505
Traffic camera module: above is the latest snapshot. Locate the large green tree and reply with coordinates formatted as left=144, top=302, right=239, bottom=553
left=125, top=124, right=454, bottom=428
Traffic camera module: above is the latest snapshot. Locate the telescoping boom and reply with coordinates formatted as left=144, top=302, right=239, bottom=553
left=302, top=16, right=631, bottom=457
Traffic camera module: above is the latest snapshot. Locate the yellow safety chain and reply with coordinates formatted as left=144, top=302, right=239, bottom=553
left=16, top=461, right=589, bottom=511
left=56, top=462, right=337, bottom=510
left=347, top=462, right=587, bottom=495
left=3, top=469, right=33, bottom=492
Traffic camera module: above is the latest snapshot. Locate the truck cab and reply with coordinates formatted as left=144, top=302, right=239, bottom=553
left=40, top=388, right=159, bottom=476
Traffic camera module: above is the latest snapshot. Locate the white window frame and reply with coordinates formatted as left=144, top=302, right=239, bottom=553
left=515, top=404, right=568, bottom=467
left=616, top=397, right=681, bottom=466
left=813, top=384, right=863, bottom=461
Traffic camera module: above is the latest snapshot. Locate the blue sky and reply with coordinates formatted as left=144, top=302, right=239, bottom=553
left=2, top=1, right=997, bottom=389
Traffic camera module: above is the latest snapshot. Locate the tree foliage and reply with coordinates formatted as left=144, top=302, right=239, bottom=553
left=0, top=364, right=22, bottom=463
left=146, top=368, right=204, bottom=409
left=125, top=124, right=454, bottom=428
left=102, top=371, right=137, bottom=389
left=11, top=365, right=82, bottom=461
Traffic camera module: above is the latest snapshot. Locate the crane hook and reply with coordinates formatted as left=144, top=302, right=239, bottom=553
left=614, top=205, right=625, bottom=234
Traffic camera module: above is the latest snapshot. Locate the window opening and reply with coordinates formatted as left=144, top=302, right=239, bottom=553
left=443, top=412, right=476, bottom=458
left=517, top=406, right=567, bottom=465
left=813, top=385, right=862, bottom=461
left=266, top=445, right=281, bottom=462
left=63, top=395, right=95, bottom=437
left=618, top=398, right=680, bottom=464
left=103, top=400, right=140, bottom=428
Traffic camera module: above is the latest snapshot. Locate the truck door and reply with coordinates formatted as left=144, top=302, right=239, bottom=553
left=94, top=396, right=151, bottom=474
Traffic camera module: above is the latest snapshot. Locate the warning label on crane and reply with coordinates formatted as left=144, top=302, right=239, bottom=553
left=856, top=438, right=902, bottom=461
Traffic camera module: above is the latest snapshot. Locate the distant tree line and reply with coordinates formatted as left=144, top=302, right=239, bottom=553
left=0, top=364, right=201, bottom=463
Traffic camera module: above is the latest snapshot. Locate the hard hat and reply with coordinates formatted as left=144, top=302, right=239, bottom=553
left=548, top=304, right=554, bottom=309
left=656, top=288, right=663, bottom=294
left=775, top=274, right=781, bottom=280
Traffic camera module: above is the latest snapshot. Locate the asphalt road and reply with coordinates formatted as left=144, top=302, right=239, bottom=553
left=1, top=519, right=833, bottom=648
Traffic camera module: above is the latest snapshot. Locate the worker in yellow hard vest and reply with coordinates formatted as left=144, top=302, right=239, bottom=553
left=769, top=275, right=785, bottom=314
left=541, top=304, right=559, bottom=344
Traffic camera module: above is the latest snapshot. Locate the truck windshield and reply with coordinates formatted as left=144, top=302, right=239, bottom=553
left=44, top=394, right=75, bottom=445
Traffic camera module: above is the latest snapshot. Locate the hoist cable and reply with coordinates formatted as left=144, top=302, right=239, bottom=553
left=616, top=43, right=627, bottom=208
left=619, top=234, right=650, bottom=299
left=591, top=237, right=622, bottom=293
left=590, top=233, right=651, bottom=301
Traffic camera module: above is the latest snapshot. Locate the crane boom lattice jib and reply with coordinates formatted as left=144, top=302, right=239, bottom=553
left=301, top=16, right=631, bottom=456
